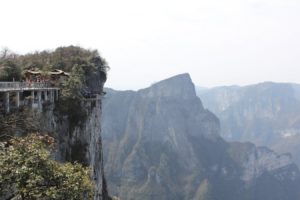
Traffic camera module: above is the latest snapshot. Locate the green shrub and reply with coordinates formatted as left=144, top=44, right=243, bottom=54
left=0, top=134, right=94, bottom=200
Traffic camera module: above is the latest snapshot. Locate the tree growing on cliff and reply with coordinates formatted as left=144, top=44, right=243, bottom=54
left=56, top=63, right=88, bottom=132
left=0, top=134, right=94, bottom=200
left=61, top=63, right=85, bottom=101
left=0, top=59, right=22, bottom=81
left=0, top=109, right=39, bottom=138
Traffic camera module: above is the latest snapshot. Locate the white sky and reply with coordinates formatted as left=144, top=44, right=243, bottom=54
left=0, top=0, right=299, bottom=90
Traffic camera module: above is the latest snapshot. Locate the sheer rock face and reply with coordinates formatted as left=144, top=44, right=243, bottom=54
left=231, top=144, right=298, bottom=182
left=102, top=74, right=300, bottom=200
left=141, top=73, right=197, bottom=99
left=38, top=102, right=103, bottom=199
left=37, top=67, right=106, bottom=200
left=197, top=82, right=300, bottom=167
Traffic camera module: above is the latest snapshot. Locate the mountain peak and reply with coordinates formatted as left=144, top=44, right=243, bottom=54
left=141, top=73, right=196, bottom=98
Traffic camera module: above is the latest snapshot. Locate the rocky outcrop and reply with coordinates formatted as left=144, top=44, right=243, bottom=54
left=31, top=66, right=107, bottom=200
left=0, top=47, right=109, bottom=200
left=102, top=74, right=300, bottom=200
left=243, top=148, right=296, bottom=181
left=229, top=142, right=298, bottom=182
left=197, top=82, right=300, bottom=167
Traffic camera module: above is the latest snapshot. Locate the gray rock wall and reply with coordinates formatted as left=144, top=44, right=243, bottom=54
left=37, top=98, right=104, bottom=200
left=102, top=74, right=300, bottom=200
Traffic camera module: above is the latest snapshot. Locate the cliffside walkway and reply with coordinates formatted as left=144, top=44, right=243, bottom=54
left=0, top=82, right=59, bottom=92
left=0, top=82, right=60, bottom=113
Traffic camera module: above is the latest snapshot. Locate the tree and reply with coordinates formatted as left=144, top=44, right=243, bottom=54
left=0, top=59, right=22, bottom=81
left=61, top=64, right=85, bottom=101
left=0, top=134, right=94, bottom=200
left=56, top=64, right=88, bottom=132
left=0, top=109, right=38, bottom=137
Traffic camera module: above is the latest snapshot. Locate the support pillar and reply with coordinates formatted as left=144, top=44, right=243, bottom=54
left=53, top=90, right=55, bottom=102
left=16, top=92, right=20, bottom=108
left=50, top=90, right=54, bottom=103
left=38, top=91, right=42, bottom=107
left=44, top=91, right=48, bottom=101
left=31, top=91, right=35, bottom=108
left=5, top=92, right=10, bottom=113
left=56, top=90, right=59, bottom=101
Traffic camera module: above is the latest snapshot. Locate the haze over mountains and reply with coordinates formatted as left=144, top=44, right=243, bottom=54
left=102, top=74, right=300, bottom=200
left=197, top=82, right=300, bottom=167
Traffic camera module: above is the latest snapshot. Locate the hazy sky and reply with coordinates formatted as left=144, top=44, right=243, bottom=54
left=1, top=0, right=299, bottom=90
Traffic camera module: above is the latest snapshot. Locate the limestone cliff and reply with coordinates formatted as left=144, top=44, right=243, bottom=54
left=37, top=66, right=107, bottom=200
left=102, top=74, right=300, bottom=200
left=197, top=82, right=300, bottom=166
left=0, top=46, right=109, bottom=200
left=37, top=99, right=103, bottom=198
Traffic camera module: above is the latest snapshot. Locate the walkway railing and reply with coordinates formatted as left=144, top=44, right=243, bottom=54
left=0, top=82, right=56, bottom=92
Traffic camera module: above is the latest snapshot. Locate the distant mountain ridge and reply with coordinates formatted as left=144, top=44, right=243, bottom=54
left=102, top=75, right=300, bottom=200
left=197, top=82, right=300, bottom=166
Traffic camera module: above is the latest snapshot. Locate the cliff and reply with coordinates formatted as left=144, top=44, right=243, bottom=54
left=0, top=47, right=109, bottom=200
left=39, top=64, right=107, bottom=199
left=102, top=74, right=300, bottom=200
left=197, top=82, right=300, bottom=166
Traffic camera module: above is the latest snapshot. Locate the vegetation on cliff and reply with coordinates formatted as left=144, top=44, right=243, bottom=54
left=0, top=109, right=38, bottom=138
left=0, top=46, right=109, bottom=82
left=55, top=47, right=109, bottom=132
left=0, top=46, right=110, bottom=199
left=1, top=45, right=109, bottom=134
left=0, top=58, right=22, bottom=81
left=0, top=134, right=94, bottom=200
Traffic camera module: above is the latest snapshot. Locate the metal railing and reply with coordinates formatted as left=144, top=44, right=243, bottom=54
left=0, top=81, right=53, bottom=91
